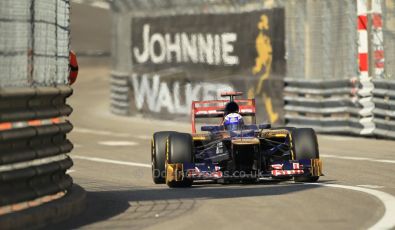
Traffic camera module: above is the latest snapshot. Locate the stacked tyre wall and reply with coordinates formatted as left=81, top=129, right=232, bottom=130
left=0, top=87, right=74, bottom=208
left=0, top=0, right=79, bottom=224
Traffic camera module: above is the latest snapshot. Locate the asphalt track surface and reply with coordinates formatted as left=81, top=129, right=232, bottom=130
left=48, top=2, right=395, bottom=230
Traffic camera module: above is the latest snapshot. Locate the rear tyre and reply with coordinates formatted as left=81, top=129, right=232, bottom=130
left=152, top=131, right=176, bottom=184
left=166, top=132, right=194, bottom=188
left=290, top=128, right=320, bottom=182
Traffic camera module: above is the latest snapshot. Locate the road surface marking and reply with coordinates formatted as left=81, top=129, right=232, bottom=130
left=66, top=169, right=76, bottom=174
left=73, top=127, right=132, bottom=137
left=74, top=127, right=152, bottom=141
left=307, top=183, right=395, bottom=230
left=357, top=185, right=384, bottom=189
left=98, top=141, right=139, bottom=147
left=91, top=1, right=110, bottom=9
left=135, top=135, right=152, bottom=140
left=320, top=135, right=356, bottom=141
left=322, top=154, right=395, bottom=164
left=72, top=0, right=110, bottom=9
left=73, top=155, right=151, bottom=168
left=73, top=127, right=156, bottom=143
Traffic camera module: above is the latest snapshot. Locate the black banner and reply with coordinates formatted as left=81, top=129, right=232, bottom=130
left=130, top=9, right=285, bottom=124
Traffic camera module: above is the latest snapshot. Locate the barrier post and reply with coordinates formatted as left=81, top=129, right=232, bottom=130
left=357, top=0, right=375, bottom=135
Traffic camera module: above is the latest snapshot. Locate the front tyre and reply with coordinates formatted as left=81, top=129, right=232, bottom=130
left=290, top=128, right=320, bottom=182
left=166, top=132, right=194, bottom=188
left=152, top=131, right=177, bottom=184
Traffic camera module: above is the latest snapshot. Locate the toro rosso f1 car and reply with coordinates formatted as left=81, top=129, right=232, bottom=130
left=151, top=92, right=323, bottom=187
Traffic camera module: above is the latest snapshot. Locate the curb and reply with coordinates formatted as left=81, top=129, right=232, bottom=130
left=0, top=184, right=86, bottom=230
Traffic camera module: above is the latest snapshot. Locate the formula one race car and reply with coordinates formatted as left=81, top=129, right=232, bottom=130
left=151, top=92, right=323, bottom=187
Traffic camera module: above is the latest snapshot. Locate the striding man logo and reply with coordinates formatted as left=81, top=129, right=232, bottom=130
left=252, top=15, right=272, bottom=76
left=249, top=15, right=279, bottom=123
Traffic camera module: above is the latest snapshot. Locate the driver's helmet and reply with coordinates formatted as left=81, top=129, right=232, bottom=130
left=223, top=113, right=244, bottom=131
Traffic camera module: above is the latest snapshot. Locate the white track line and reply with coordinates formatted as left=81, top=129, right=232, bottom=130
left=72, top=0, right=110, bottom=10
left=135, top=135, right=152, bottom=140
left=90, top=1, right=110, bottom=9
left=320, top=135, right=356, bottom=141
left=73, top=128, right=132, bottom=138
left=73, top=127, right=151, bottom=141
left=322, top=154, right=395, bottom=164
left=357, top=185, right=384, bottom=189
left=74, top=127, right=154, bottom=143
left=73, top=155, right=151, bottom=168
left=98, top=141, right=139, bottom=147
left=66, top=169, right=76, bottom=174
left=307, top=183, right=395, bottom=230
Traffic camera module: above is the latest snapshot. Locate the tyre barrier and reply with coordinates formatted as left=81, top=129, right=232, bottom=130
left=0, top=86, right=74, bottom=208
left=372, top=79, right=395, bottom=139
left=284, top=78, right=364, bottom=134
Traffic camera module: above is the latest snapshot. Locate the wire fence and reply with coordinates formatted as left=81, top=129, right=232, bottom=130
left=0, top=0, right=70, bottom=87
left=383, top=0, right=395, bottom=79
left=285, top=0, right=358, bottom=80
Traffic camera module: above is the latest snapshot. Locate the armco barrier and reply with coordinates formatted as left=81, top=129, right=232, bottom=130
left=0, top=86, right=74, bottom=207
left=372, top=79, right=395, bottom=138
left=284, top=78, right=364, bottom=134
left=110, top=72, right=130, bottom=116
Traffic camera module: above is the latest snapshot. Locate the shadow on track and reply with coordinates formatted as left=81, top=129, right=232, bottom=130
left=46, top=180, right=335, bottom=229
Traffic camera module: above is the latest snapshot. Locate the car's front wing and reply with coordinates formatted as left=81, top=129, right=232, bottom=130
left=166, top=159, right=323, bottom=183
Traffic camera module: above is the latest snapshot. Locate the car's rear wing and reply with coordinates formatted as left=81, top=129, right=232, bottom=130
left=191, top=97, right=256, bottom=133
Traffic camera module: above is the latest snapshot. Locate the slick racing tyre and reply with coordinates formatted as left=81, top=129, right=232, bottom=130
left=152, top=131, right=177, bottom=184
left=166, top=132, right=194, bottom=188
left=290, top=128, right=320, bottom=182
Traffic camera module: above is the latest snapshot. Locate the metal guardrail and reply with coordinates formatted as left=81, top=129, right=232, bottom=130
left=372, top=79, right=395, bottom=138
left=110, top=69, right=188, bottom=118
left=284, top=78, right=364, bottom=134
left=110, top=72, right=130, bottom=116
left=0, top=86, right=74, bottom=207
left=285, top=78, right=395, bottom=139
